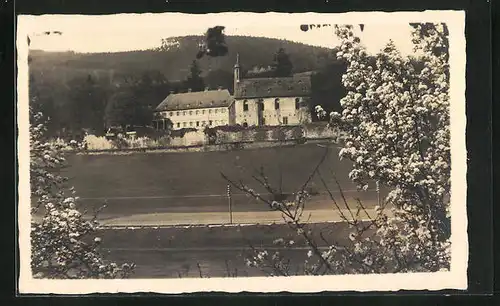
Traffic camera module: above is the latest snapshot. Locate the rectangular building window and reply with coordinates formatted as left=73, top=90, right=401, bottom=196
left=274, top=98, right=280, bottom=110
left=202, top=121, right=206, bottom=126
left=209, top=120, right=213, bottom=126
left=177, top=122, right=180, bottom=128
left=169, top=112, right=173, bottom=116
left=183, top=122, right=187, bottom=127
left=189, top=111, right=193, bottom=115
left=196, top=110, right=199, bottom=115
left=196, top=121, right=200, bottom=127
left=183, top=111, right=186, bottom=115
left=282, top=117, right=288, bottom=125
left=176, top=111, right=180, bottom=116
left=209, top=109, right=212, bottom=114
left=295, top=98, right=300, bottom=110
left=243, top=100, right=248, bottom=112
left=190, top=122, right=193, bottom=127
left=202, top=110, right=206, bottom=114
left=215, top=109, right=218, bottom=114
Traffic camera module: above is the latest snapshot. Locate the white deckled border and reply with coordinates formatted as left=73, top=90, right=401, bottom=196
left=17, top=10, right=467, bottom=294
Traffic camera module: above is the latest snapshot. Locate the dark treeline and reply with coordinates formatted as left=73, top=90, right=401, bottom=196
left=310, top=61, right=347, bottom=120
left=30, top=69, right=185, bottom=139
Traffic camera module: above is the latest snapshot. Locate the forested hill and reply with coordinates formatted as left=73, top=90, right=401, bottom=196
left=29, top=35, right=337, bottom=82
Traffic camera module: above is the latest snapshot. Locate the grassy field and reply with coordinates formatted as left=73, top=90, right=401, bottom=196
left=58, top=142, right=384, bottom=221
left=98, top=221, right=367, bottom=278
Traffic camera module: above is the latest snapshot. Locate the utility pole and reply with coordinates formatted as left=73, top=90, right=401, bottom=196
left=376, top=180, right=381, bottom=207
left=227, top=184, right=233, bottom=224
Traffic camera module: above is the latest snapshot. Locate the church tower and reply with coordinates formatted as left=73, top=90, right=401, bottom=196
left=233, top=53, right=240, bottom=92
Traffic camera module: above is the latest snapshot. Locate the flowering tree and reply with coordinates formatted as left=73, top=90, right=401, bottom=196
left=229, top=23, right=451, bottom=275
left=30, top=111, right=134, bottom=278
left=322, top=23, right=451, bottom=272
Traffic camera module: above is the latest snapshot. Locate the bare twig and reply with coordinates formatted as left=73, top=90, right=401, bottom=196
left=221, top=172, right=272, bottom=206
left=251, top=173, right=275, bottom=196
left=328, top=167, right=357, bottom=221
left=354, top=198, right=379, bottom=232
left=316, top=169, right=354, bottom=224
left=299, top=145, right=329, bottom=192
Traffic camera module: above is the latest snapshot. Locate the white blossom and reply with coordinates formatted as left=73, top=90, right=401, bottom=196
left=29, top=110, right=134, bottom=279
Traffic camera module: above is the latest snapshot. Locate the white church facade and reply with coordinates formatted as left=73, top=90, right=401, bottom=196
left=232, top=54, right=312, bottom=127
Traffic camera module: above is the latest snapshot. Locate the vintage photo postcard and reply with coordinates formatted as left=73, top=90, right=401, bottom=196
left=17, top=10, right=467, bottom=294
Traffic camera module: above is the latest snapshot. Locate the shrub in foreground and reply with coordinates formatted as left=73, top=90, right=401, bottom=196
left=30, top=111, right=134, bottom=278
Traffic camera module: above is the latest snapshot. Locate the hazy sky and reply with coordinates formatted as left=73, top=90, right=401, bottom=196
left=23, top=13, right=418, bottom=55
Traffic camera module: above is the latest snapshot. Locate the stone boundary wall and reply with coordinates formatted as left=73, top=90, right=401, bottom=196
left=77, top=122, right=344, bottom=153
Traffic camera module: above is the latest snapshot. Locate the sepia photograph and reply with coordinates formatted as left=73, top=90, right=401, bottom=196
left=17, top=11, right=467, bottom=293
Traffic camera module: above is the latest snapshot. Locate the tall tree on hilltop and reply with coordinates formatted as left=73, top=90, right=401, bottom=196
left=184, top=60, right=205, bottom=92
left=272, top=48, right=293, bottom=77
left=196, top=26, right=229, bottom=59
